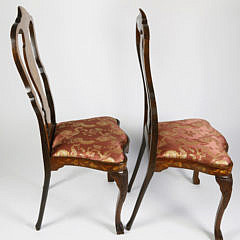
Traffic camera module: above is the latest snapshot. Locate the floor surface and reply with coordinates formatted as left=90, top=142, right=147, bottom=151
left=0, top=135, right=239, bottom=240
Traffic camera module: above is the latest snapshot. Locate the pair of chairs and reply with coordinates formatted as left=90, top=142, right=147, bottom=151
left=11, top=6, right=233, bottom=240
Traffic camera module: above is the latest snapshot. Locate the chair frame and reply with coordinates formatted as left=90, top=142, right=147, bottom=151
left=126, top=9, right=233, bottom=240
left=11, top=6, right=128, bottom=234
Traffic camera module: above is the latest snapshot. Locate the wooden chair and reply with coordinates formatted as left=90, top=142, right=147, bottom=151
left=11, top=6, right=129, bottom=234
left=126, top=9, right=233, bottom=240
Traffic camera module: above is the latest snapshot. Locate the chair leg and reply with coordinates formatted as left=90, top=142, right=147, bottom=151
left=193, top=170, right=200, bottom=185
left=107, top=172, right=114, bottom=182
left=110, top=169, right=128, bottom=234
left=128, top=136, right=146, bottom=192
left=35, top=171, right=51, bottom=230
left=126, top=170, right=154, bottom=231
left=214, top=174, right=233, bottom=240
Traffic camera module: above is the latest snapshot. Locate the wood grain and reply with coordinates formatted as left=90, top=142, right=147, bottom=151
left=127, top=10, right=233, bottom=240
left=11, top=6, right=129, bottom=234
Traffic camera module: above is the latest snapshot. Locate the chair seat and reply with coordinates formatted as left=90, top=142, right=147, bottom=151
left=157, top=119, right=232, bottom=169
left=52, top=117, right=128, bottom=163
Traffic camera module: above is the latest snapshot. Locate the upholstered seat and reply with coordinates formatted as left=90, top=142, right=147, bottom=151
left=157, top=119, right=232, bottom=169
left=52, top=116, right=128, bottom=163
left=12, top=7, right=129, bottom=234
left=127, top=10, right=233, bottom=239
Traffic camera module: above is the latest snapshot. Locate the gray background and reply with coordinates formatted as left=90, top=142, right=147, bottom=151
left=0, top=0, right=240, bottom=239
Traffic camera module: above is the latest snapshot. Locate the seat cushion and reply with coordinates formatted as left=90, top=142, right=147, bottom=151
left=52, top=117, right=128, bottom=163
left=157, top=119, right=232, bottom=169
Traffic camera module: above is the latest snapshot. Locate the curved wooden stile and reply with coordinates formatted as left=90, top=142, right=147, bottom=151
left=128, top=10, right=233, bottom=239
left=128, top=9, right=159, bottom=192
left=126, top=9, right=159, bottom=229
left=11, top=6, right=56, bottom=171
left=136, top=9, right=158, bottom=169
left=11, top=7, right=129, bottom=234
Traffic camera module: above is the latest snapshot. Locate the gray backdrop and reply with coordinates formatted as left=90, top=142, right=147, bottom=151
left=0, top=0, right=240, bottom=239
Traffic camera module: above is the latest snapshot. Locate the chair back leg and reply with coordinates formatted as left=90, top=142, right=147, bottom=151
left=128, top=136, right=146, bottom=192
left=107, top=172, right=114, bottom=182
left=193, top=170, right=200, bottom=185
left=126, top=170, right=154, bottom=230
left=35, top=171, right=51, bottom=230
left=214, top=174, right=233, bottom=240
left=109, top=169, right=128, bottom=234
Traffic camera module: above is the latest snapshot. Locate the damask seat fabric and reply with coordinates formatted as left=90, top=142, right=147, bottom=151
left=52, top=117, right=128, bottom=163
left=157, top=119, right=232, bottom=169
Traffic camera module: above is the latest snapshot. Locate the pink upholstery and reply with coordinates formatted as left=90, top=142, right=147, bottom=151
left=157, top=119, right=232, bottom=169
left=52, top=117, right=128, bottom=163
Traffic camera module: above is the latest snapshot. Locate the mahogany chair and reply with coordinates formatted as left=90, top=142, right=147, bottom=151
left=126, top=9, right=233, bottom=240
left=11, top=6, right=129, bottom=234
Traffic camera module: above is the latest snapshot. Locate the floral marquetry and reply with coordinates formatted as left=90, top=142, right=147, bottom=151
left=11, top=6, right=129, bottom=234
left=127, top=10, right=233, bottom=240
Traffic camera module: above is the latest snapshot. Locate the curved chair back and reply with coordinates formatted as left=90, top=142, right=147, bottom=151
left=11, top=6, right=56, bottom=170
left=136, top=9, right=158, bottom=167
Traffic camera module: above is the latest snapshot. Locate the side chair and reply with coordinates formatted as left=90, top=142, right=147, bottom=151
left=126, top=9, right=233, bottom=240
left=11, top=6, right=129, bottom=234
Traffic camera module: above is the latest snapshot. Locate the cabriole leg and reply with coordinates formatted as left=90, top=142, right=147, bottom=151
left=35, top=171, right=51, bottom=230
left=110, top=169, right=128, bottom=234
left=214, top=174, right=233, bottom=240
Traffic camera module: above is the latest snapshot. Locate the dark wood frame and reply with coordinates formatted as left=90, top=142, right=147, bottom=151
left=126, top=9, right=233, bottom=240
left=11, top=6, right=128, bottom=234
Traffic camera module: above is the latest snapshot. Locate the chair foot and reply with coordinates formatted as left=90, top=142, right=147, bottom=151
left=35, top=223, right=41, bottom=231
left=116, top=222, right=124, bottom=235
left=107, top=172, right=114, bottom=182
left=109, top=169, right=128, bottom=234
left=193, top=170, right=200, bottom=185
left=35, top=172, right=51, bottom=231
left=127, top=170, right=153, bottom=230
left=128, top=136, right=146, bottom=192
left=214, top=174, right=232, bottom=240
left=126, top=221, right=131, bottom=231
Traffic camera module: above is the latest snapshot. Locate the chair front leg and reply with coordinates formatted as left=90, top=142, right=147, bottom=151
left=35, top=171, right=51, bottom=230
left=193, top=170, right=200, bottom=185
left=215, top=174, right=232, bottom=240
left=128, top=136, right=146, bottom=192
left=110, top=169, right=128, bottom=234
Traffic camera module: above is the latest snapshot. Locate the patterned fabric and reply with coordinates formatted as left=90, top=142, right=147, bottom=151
left=157, top=119, right=232, bottom=169
left=52, top=117, right=128, bottom=163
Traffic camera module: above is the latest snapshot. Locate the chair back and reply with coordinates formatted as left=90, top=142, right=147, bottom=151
left=11, top=7, right=56, bottom=170
left=136, top=9, right=158, bottom=167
